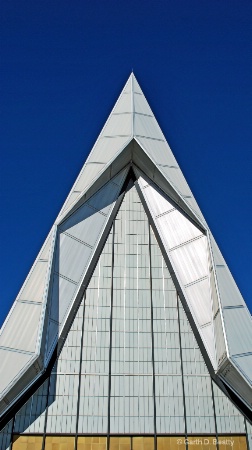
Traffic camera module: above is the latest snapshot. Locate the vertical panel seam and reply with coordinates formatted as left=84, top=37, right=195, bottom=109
left=9, top=417, right=14, bottom=450
left=74, top=293, right=86, bottom=450
left=211, top=378, right=219, bottom=450
left=41, top=376, right=50, bottom=450
left=176, top=292, right=188, bottom=449
left=107, top=221, right=115, bottom=448
left=148, top=223, right=157, bottom=450
left=244, top=417, right=249, bottom=450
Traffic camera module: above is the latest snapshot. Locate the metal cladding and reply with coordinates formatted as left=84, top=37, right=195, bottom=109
left=0, top=73, right=251, bottom=419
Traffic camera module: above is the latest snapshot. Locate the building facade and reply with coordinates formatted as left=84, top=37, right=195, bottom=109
left=0, top=75, right=251, bottom=450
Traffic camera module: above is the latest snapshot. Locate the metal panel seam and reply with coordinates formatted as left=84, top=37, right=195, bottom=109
left=57, top=76, right=134, bottom=219
left=137, top=179, right=217, bottom=370
left=134, top=136, right=207, bottom=231
left=35, top=225, right=58, bottom=357
left=207, top=231, right=230, bottom=362
left=56, top=141, right=133, bottom=224
left=44, top=168, right=129, bottom=367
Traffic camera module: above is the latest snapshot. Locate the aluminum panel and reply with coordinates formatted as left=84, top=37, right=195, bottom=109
left=216, top=266, right=246, bottom=308
left=103, top=113, right=131, bottom=137
left=87, top=184, right=118, bottom=216
left=160, top=164, right=194, bottom=196
left=0, top=302, right=41, bottom=353
left=136, top=138, right=205, bottom=223
left=74, top=162, right=106, bottom=192
left=1, top=73, right=252, bottom=422
left=136, top=137, right=177, bottom=168
left=55, top=233, right=92, bottom=283
left=185, top=278, right=213, bottom=327
left=209, top=233, right=226, bottom=266
left=134, top=114, right=163, bottom=140
left=139, top=179, right=217, bottom=367
left=18, top=261, right=48, bottom=303
left=134, top=91, right=153, bottom=116
left=110, top=169, right=128, bottom=187
left=158, top=209, right=202, bottom=249
left=60, top=206, right=107, bottom=247
left=88, top=136, right=131, bottom=163
left=58, top=77, right=132, bottom=217
left=0, top=349, right=32, bottom=395
left=39, top=231, right=53, bottom=260
left=233, top=354, right=252, bottom=384
left=210, top=234, right=250, bottom=307
left=113, top=91, right=132, bottom=114
left=62, top=191, right=81, bottom=213
left=138, top=182, right=174, bottom=218
left=170, top=237, right=208, bottom=286
left=210, top=269, right=220, bottom=317
left=49, top=274, right=78, bottom=325
left=223, top=308, right=252, bottom=356
left=214, top=311, right=226, bottom=367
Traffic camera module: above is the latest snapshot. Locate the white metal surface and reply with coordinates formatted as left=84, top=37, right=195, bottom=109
left=58, top=76, right=133, bottom=219
left=45, top=168, right=128, bottom=363
left=0, top=302, right=41, bottom=353
left=137, top=174, right=217, bottom=368
left=57, top=74, right=207, bottom=226
left=1, top=73, right=251, bottom=419
left=0, top=349, right=32, bottom=397
left=0, top=227, right=55, bottom=411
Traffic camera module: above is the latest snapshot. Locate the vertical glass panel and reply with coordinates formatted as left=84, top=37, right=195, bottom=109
left=0, top=419, right=13, bottom=450
left=150, top=228, right=184, bottom=433
left=218, top=436, right=247, bottom=450
left=132, top=436, right=154, bottom=450
left=78, top=436, right=107, bottom=450
left=157, top=436, right=186, bottom=450
left=78, top=234, right=112, bottom=434
left=46, top=373, right=79, bottom=433
left=44, top=435, right=75, bottom=450
left=110, top=186, right=154, bottom=434
left=179, top=300, right=215, bottom=433
left=14, top=379, right=48, bottom=433
left=212, top=382, right=245, bottom=433
left=247, top=420, right=252, bottom=450
left=46, top=296, right=84, bottom=433
left=12, top=435, right=43, bottom=450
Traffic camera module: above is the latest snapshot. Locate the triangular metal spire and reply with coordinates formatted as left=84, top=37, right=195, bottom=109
left=58, top=74, right=205, bottom=226
left=0, top=74, right=251, bottom=419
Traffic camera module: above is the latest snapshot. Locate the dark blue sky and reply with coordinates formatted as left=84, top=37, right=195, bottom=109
left=1, top=0, right=251, bottom=326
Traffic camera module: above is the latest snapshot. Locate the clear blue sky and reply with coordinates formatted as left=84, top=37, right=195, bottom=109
left=0, top=0, right=251, bottom=326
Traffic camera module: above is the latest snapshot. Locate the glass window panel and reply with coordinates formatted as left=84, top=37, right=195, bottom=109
left=212, top=382, right=245, bottom=433
left=0, top=420, right=13, bottom=450
left=14, top=380, right=48, bottom=433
